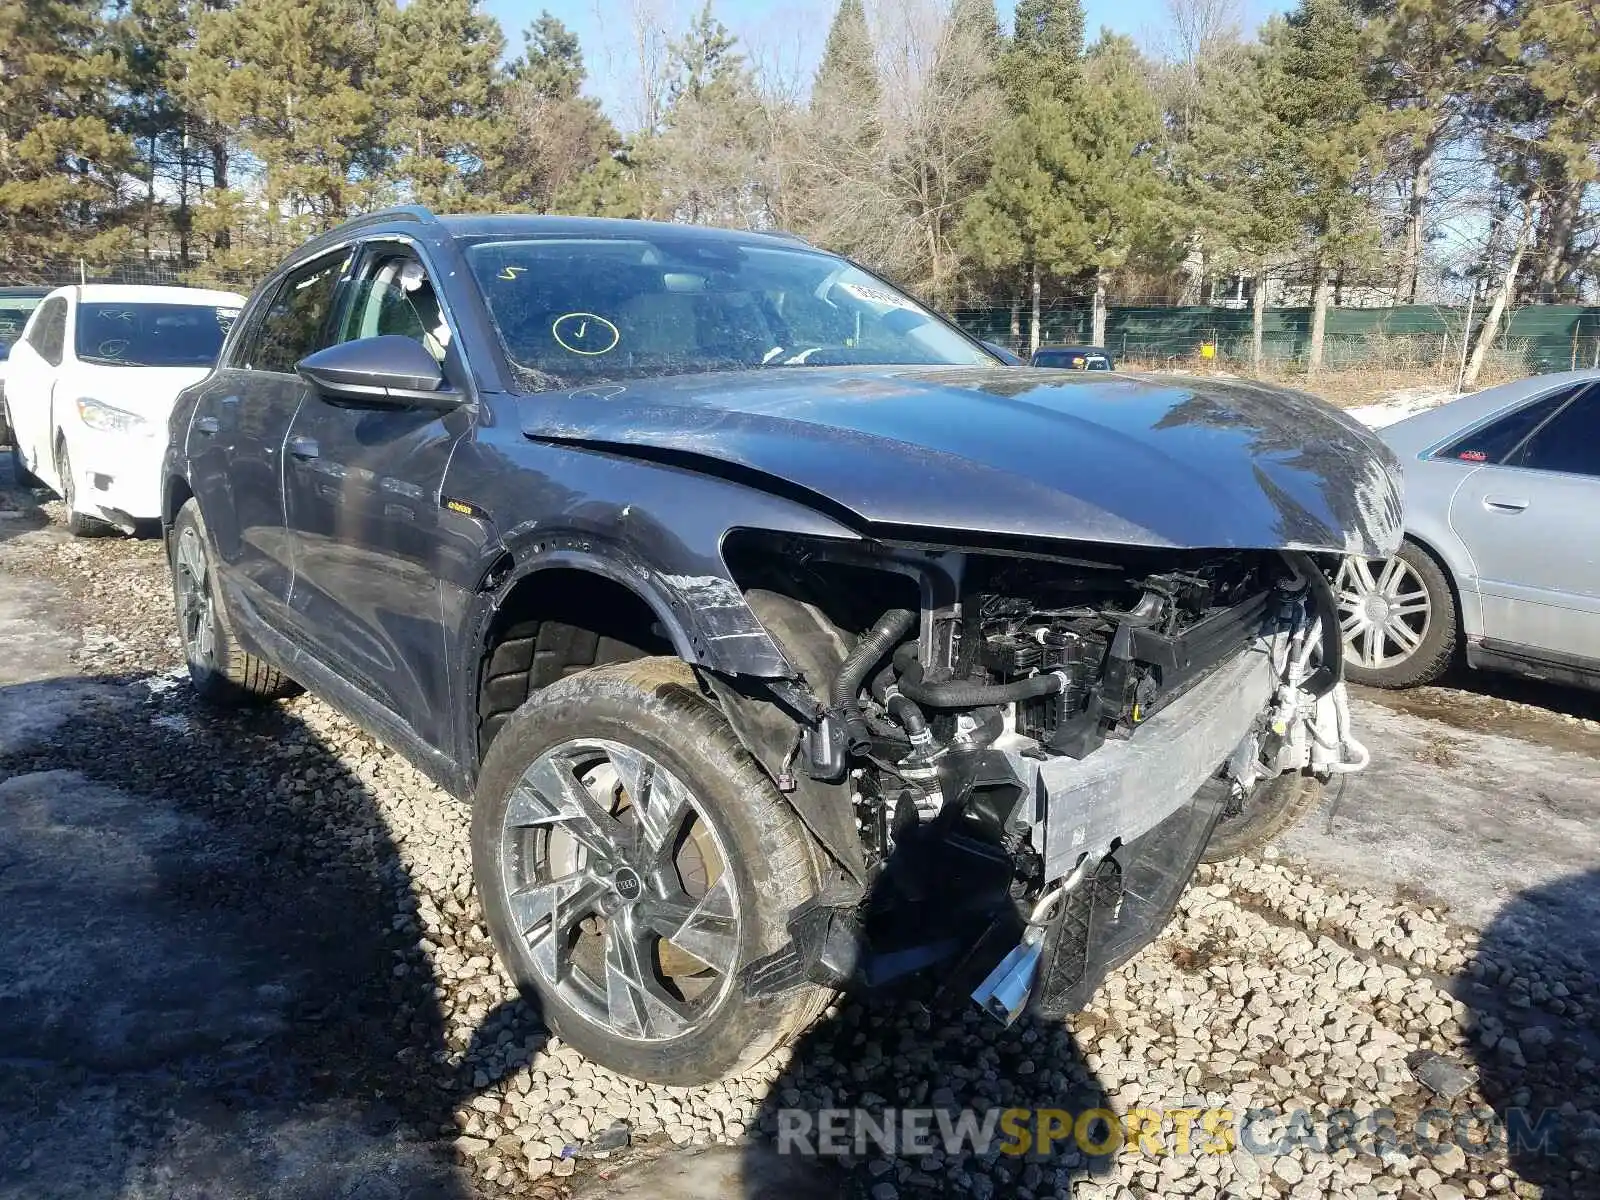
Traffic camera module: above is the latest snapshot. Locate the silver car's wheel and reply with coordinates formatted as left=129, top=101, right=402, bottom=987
left=1337, top=554, right=1431, bottom=670
left=500, top=737, right=740, bottom=1043
left=1336, top=542, right=1458, bottom=689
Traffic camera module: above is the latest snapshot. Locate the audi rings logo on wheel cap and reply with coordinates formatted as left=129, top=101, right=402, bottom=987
left=612, top=866, right=643, bottom=901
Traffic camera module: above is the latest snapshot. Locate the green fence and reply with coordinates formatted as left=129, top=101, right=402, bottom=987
left=954, top=303, right=1600, bottom=374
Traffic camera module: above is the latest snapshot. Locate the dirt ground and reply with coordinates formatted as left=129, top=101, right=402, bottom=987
left=2, top=455, right=1598, bottom=1200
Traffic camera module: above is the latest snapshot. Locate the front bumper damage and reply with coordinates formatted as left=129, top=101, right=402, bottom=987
left=966, top=646, right=1276, bottom=1023
left=972, top=615, right=1369, bottom=1024
left=1027, top=644, right=1278, bottom=882
left=735, top=541, right=1376, bottom=1027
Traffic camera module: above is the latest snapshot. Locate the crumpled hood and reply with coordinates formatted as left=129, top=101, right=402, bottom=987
left=518, top=366, right=1404, bottom=556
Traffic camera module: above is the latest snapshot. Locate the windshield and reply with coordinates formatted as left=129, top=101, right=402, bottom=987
left=0, top=297, right=43, bottom=352
left=74, top=301, right=239, bottom=367
left=462, top=236, right=991, bottom=390
left=1033, top=349, right=1112, bottom=370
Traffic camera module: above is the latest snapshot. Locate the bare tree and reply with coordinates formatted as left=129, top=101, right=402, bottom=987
left=1465, top=190, right=1538, bottom=388
left=1151, top=0, right=1244, bottom=68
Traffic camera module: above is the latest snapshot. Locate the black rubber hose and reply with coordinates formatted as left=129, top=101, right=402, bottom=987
left=1285, top=551, right=1344, bottom=698
left=867, top=660, right=929, bottom=740
left=885, top=692, right=929, bottom=739
left=892, top=642, right=1066, bottom=708
left=831, top=608, right=917, bottom=747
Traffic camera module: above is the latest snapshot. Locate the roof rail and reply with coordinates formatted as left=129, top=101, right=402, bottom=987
left=280, top=205, right=441, bottom=266
left=340, top=204, right=438, bottom=230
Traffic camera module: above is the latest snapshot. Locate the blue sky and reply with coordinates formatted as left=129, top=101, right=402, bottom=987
left=482, top=0, right=1288, bottom=129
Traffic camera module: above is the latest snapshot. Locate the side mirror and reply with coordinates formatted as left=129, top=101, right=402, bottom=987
left=981, top=340, right=1023, bottom=365
left=295, top=335, right=461, bottom=409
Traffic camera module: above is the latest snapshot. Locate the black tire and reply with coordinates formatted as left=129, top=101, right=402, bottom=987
left=55, top=440, right=117, bottom=537
left=169, top=497, right=299, bottom=705
left=1201, top=771, right=1323, bottom=863
left=1339, top=540, right=1458, bottom=689
left=472, top=657, right=828, bottom=1084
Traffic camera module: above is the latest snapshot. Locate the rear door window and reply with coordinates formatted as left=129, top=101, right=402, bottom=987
left=1507, top=388, right=1600, bottom=477
left=1434, top=385, right=1579, bottom=464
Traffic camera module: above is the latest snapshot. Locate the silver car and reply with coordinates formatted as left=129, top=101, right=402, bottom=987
left=1336, top=370, right=1600, bottom=689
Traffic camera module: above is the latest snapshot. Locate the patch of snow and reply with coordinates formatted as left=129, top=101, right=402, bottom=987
left=142, top=668, right=190, bottom=699
left=151, top=713, right=194, bottom=736
left=1345, top=385, right=1456, bottom=429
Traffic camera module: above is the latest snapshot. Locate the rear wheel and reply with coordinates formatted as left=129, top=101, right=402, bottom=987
left=1336, top=541, right=1457, bottom=689
left=4, top=403, right=43, bottom=489
left=472, top=657, right=827, bottom=1084
left=8, top=440, right=41, bottom=490
left=170, top=498, right=299, bottom=704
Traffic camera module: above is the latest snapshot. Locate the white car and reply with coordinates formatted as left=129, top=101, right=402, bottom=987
left=5, top=284, right=244, bottom=533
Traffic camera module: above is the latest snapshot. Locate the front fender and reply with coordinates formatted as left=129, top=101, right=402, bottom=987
left=486, top=536, right=797, bottom=678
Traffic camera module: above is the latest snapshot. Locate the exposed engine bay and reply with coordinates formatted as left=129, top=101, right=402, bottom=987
left=727, top=535, right=1371, bottom=1024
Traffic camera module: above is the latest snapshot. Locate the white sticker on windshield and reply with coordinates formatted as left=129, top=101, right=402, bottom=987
left=837, top=281, right=920, bottom=311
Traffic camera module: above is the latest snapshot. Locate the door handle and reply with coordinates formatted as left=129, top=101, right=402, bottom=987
left=194, top=416, right=220, bottom=435
left=1482, top=495, right=1529, bottom=513
left=288, top=435, right=320, bottom=461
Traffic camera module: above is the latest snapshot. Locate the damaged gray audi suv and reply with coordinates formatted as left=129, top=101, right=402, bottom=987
left=161, top=209, right=1401, bottom=1084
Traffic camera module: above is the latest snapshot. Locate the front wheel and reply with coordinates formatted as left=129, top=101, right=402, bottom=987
left=472, top=657, right=828, bottom=1085
left=55, top=441, right=117, bottom=537
left=1201, top=772, right=1323, bottom=863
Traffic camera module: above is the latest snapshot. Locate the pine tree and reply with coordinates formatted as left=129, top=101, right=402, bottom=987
left=383, top=0, right=505, bottom=212
left=797, top=0, right=884, bottom=252
left=667, top=2, right=744, bottom=107
left=961, top=34, right=1171, bottom=350
left=1259, top=0, right=1390, bottom=372
left=1357, top=0, right=1493, bottom=303
left=512, top=11, right=584, bottom=99
left=0, top=0, right=135, bottom=268
left=1506, top=0, right=1599, bottom=300
left=112, top=0, right=190, bottom=259
left=813, top=0, right=878, bottom=118
left=183, top=0, right=393, bottom=253
left=498, top=12, right=620, bottom=213
left=1008, top=0, right=1086, bottom=100
left=649, top=3, right=767, bottom=225
left=552, top=151, right=652, bottom=219
left=1175, top=44, right=1301, bottom=365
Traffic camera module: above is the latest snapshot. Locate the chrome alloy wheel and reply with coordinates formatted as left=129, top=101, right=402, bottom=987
left=498, top=738, right=741, bottom=1043
left=1335, top=554, right=1432, bottom=671
left=174, top=524, right=218, bottom=668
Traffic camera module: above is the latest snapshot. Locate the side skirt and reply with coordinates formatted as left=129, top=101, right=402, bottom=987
left=1468, top=637, right=1600, bottom=694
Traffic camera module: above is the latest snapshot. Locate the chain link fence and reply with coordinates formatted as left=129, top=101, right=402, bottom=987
left=952, top=302, right=1600, bottom=377
left=1, top=257, right=260, bottom=292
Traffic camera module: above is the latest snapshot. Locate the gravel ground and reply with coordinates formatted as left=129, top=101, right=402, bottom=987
left=2, top=482, right=1598, bottom=1200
